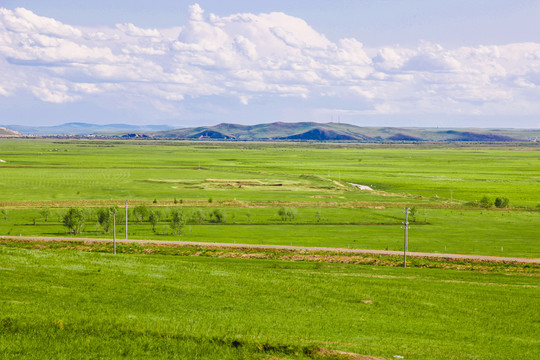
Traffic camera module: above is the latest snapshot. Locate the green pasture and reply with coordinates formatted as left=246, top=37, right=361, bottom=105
left=1, top=206, right=538, bottom=257
left=0, top=139, right=539, bottom=206
left=1, top=246, right=538, bottom=359
left=0, top=139, right=539, bottom=257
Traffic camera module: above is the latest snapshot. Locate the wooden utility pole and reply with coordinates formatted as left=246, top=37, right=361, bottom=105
left=125, top=200, right=128, bottom=239
left=402, top=208, right=410, bottom=268
left=113, top=209, right=116, bottom=255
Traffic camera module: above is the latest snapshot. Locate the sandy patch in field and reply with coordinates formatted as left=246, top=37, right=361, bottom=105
left=349, top=182, right=374, bottom=191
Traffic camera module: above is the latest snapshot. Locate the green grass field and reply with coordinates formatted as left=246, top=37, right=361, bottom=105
left=0, top=139, right=538, bottom=257
left=1, top=246, right=538, bottom=360
left=1, top=139, right=539, bottom=359
left=1, top=206, right=538, bottom=257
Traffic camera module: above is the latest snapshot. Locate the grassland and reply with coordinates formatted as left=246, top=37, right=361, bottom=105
left=1, top=245, right=538, bottom=360
left=1, top=138, right=539, bottom=359
left=0, top=139, right=538, bottom=257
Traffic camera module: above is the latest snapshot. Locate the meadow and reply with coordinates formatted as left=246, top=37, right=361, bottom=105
left=0, top=245, right=538, bottom=360
left=1, top=138, right=539, bottom=359
left=0, top=139, right=539, bottom=257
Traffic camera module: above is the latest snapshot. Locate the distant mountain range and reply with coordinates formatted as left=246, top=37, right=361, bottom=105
left=1, top=121, right=539, bottom=142
left=150, top=122, right=539, bottom=142
left=2, top=122, right=172, bottom=136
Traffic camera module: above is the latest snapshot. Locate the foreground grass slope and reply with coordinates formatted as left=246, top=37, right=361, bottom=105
left=1, top=246, right=538, bottom=359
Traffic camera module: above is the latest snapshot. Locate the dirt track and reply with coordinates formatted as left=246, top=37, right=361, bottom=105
left=1, top=235, right=538, bottom=264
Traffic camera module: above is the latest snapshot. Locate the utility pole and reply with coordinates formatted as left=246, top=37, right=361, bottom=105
left=125, top=200, right=128, bottom=239
left=402, top=207, right=410, bottom=268
left=113, top=209, right=116, bottom=255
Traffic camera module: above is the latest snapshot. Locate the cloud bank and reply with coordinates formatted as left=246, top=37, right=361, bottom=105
left=1, top=4, right=540, bottom=124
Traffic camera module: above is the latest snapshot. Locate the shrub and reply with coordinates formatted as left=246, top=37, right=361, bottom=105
left=494, top=196, right=509, bottom=208
left=479, top=196, right=492, bottom=208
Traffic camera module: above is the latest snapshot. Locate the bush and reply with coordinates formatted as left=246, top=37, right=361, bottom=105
left=479, top=196, right=492, bottom=209
left=494, top=196, right=509, bottom=208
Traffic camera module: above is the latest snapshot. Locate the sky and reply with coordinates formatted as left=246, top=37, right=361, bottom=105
left=1, top=0, right=539, bottom=128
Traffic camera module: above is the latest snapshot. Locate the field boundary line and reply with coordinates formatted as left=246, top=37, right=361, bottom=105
left=1, top=236, right=539, bottom=264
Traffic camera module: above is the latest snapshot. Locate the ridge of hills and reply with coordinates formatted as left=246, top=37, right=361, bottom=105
left=1, top=122, right=538, bottom=142
left=2, top=122, right=172, bottom=136
left=150, top=122, right=539, bottom=142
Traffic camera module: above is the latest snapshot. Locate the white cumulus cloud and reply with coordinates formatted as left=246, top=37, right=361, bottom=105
left=0, top=3, right=538, bottom=122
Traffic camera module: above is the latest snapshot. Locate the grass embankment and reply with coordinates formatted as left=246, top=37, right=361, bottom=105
left=0, top=244, right=538, bottom=359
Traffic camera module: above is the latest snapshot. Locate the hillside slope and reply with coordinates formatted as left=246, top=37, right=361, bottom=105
left=0, top=127, right=20, bottom=137
left=151, top=122, right=538, bottom=142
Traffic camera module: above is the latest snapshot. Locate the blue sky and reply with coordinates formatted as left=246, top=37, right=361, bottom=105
left=1, top=1, right=539, bottom=128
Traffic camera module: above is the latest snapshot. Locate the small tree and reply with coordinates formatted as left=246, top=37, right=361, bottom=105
left=278, top=207, right=287, bottom=221
left=209, top=209, right=225, bottom=223
left=1, top=209, right=7, bottom=220
left=148, top=209, right=162, bottom=233
left=286, top=208, right=297, bottom=221
left=279, top=207, right=296, bottom=221
left=494, top=196, right=509, bottom=208
left=133, top=205, right=149, bottom=223
left=409, top=206, right=417, bottom=222
left=169, top=209, right=186, bottom=236
left=315, top=210, right=322, bottom=223
left=63, top=208, right=85, bottom=235
left=96, top=207, right=115, bottom=233
left=39, top=207, right=51, bottom=222
left=190, top=208, right=205, bottom=224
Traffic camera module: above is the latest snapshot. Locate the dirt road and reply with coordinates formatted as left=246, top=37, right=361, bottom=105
left=2, top=235, right=538, bottom=264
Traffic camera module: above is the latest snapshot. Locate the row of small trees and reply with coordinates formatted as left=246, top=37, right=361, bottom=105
left=62, top=206, right=229, bottom=235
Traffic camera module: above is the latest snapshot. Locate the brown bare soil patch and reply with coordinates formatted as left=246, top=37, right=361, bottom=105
left=317, top=348, right=389, bottom=360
